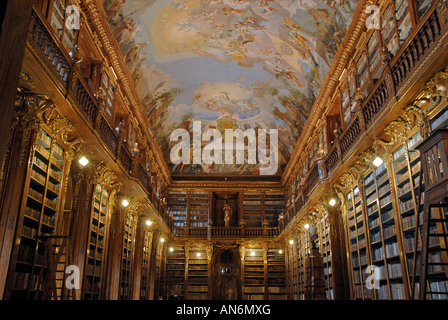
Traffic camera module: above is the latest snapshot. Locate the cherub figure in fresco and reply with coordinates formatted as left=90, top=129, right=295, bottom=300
left=104, top=0, right=126, bottom=14
left=258, top=0, right=280, bottom=15
left=222, top=7, right=249, bottom=17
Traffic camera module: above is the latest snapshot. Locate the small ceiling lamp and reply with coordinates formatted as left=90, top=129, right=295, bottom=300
left=329, top=198, right=337, bottom=207
left=145, top=219, right=152, bottom=226
left=122, top=199, right=129, bottom=207
left=373, top=156, right=384, bottom=167
left=79, top=156, right=89, bottom=167
left=197, top=252, right=201, bottom=257
left=289, top=239, right=294, bottom=245
left=279, top=249, right=283, bottom=254
left=251, top=251, right=256, bottom=256
left=160, top=237, right=165, bottom=243
left=304, top=223, right=310, bottom=229
left=169, top=247, right=174, bottom=252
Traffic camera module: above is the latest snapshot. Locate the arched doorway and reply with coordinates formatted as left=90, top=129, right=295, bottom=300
left=210, top=247, right=242, bottom=300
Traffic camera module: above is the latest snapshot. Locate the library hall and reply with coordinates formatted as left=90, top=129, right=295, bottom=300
left=1, top=0, right=448, bottom=303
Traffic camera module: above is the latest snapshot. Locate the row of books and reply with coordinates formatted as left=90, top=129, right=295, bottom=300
left=33, top=155, right=48, bottom=172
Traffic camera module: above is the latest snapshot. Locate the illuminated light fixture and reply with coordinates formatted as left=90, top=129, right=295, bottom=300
left=197, top=252, right=201, bottom=257
left=304, top=223, right=310, bottom=229
left=160, top=238, right=165, bottom=243
left=79, top=156, right=89, bottom=167
left=279, top=250, right=283, bottom=254
left=145, top=219, right=152, bottom=226
left=169, top=247, right=174, bottom=252
left=251, top=251, right=256, bottom=256
left=121, top=199, right=129, bottom=207
left=329, top=198, right=337, bottom=207
left=373, top=156, right=384, bottom=167
left=289, top=239, right=294, bottom=245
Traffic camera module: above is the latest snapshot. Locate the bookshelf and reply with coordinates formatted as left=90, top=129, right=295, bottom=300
left=317, top=214, right=334, bottom=299
left=242, top=193, right=263, bottom=228
left=367, top=31, right=383, bottom=81
left=7, top=128, right=66, bottom=299
left=83, top=183, right=110, bottom=300
left=140, top=230, right=151, bottom=300
left=120, top=212, right=135, bottom=300
left=243, top=247, right=265, bottom=300
left=296, top=233, right=310, bottom=300
left=186, top=247, right=208, bottom=299
left=365, top=160, right=405, bottom=300
left=267, top=248, right=286, bottom=300
left=167, top=191, right=187, bottom=227
left=345, top=184, right=371, bottom=299
left=189, top=192, right=209, bottom=228
left=165, top=245, right=186, bottom=299
left=50, top=0, right=77, bottom=51
left=264, top=193, right=285, bottom=227
left=154, top=240, right=163, bottom=299
left=382, top=3, right=399, bottom=55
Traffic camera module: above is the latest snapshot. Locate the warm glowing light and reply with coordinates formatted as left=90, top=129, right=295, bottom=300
left=169, top=247, right=174, bottom=252
left=304, top=223, right=310, bottom=229
left=160, top=238, right=165, bottom=243
left=289, top=239, right=294, bottom=245
left=279, top=250, right=283, bottom=254
left=329, top=198, right=337, bottom=206
left=373, top=156, right=383, bottom=167
left=197, top=252, right=201, bottom=257
left=251, top=251, right=256, bottom=256
left=145, top=219, right=152, bottom=226
left=122, top=199, right=129, bottom=207
left=79, top=156, right=89, bottom=167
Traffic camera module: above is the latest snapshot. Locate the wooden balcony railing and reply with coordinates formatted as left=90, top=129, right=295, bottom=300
left=173, top=226, right=279, bottom=239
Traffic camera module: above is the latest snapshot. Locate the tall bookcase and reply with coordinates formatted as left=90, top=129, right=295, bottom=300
left=7, top=128, right=66, bottom=299
left=267, top=248, right=286, bottom=300
left=243, top=247, right=265, bottom=300
left=83, top=183, right=110, bottom=300
left=167, top=191, right=187, bottom=227
left=140, top=230, right=151, bottom=300
left=186, top=247, right=208, bottom=299
left=242, top=194, right=263, bottom=227
left=264, top=193, right=285, bottom=227
left=346, top=184, right=371, bottom=299
left=165, top=245, right=186, bottom=299
left=49, top=0, right=78, bottom=51
left=364, top=160, right=405, bottom=299
left=120, top=212, right=135, bottom=300
left=189, top=193, right=209, bottom=227
left=317, top=214, right=334, bottom=299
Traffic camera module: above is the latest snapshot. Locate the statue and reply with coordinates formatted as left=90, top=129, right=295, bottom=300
left=223, top=202, right=232, bottom=227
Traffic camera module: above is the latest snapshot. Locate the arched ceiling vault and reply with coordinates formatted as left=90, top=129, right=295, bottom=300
left=103, top=0, right=357, bottom=177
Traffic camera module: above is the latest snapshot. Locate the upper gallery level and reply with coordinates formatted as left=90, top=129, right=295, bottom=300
left=19, top=0, right=448, bottom=239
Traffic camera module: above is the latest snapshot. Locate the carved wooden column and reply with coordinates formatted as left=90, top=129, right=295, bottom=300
left=0, top=0, right=34, bottom=183
left=68, top=165, right=97, bottom=300
left=304, top=238, right=327, bottom=300
left=103, top=190, right=126, bottom=300
left=130, top=213, right=146, bottom=300
left=326, top=200, right=350, bottom=300
left=0, top=94, right=43, bottom=298
left=206, top=244, right=213, bottom=300
left=148, top=230, right=161, bottom=300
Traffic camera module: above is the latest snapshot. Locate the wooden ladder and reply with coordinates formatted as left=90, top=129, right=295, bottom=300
left=34, top=235, right=75, bottom=300
left=411, top=129, right=448, bottom=300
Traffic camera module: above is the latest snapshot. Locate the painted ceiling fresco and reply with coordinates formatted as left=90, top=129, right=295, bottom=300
left=103, top=0, right=357, bottom=175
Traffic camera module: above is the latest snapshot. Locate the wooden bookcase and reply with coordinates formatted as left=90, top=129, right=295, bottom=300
left=167, top=191, right=187, bottom=227
left=6, top=128, right=66, bottom=299
left=317, top=214, right=334, bottom=299
left=267, top=248, right=286, bottom=300
left=140, top=230, right=151, bottom=300
left=189, top=193, right=209, bottom=227
left=165, top=245, right=185, bottom=299
left=345, top=184, right=372, bottom=299
left=364, top=159, right=405, bottom=299
left=186, top=246, right=208, bottom=299
left=83, top=183, right=110, bottom=300
left=264, top=193, right=285, bottom=227
left=120, top=212, right=135, bottom=300
left=295, top=233, right=310, bottom=299
left=49, top=0, right=78, bottom=51
left=243, top=247, right=265, bottom=300
left=242, top=194, right=263, bottom=227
